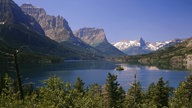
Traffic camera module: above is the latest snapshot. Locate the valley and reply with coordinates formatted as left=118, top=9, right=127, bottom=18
left=0, top=0, right=192, bottom=107
left=0, top=0, right=191, bottom=71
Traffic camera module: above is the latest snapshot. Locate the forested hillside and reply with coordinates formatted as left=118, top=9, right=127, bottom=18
left=116, top=38, right=192, bottom=70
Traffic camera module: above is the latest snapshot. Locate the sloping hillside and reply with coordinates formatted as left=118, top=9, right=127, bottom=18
left=116, top=38, right=192, bottom=70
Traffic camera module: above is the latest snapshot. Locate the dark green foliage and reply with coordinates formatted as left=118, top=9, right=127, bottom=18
left=0, top=75, right=4, bottom=93
left=118, top=86, right=126, bottom=107
left=170, top=75, right=192, bottom=107
left=185, top=75, right=192, bottom=101
left=74, top=77, right=85, bottom=94
left=143, top=77, right=173, bottom=108
left=124, top=81, right=144, bottom=108
left=154, top=78, right=170, bottom=107
left=104, top=73, right=125, bottom=108
left=106, top=73, right=120, bottom=107
left=0, top=73, right=192, bottom=108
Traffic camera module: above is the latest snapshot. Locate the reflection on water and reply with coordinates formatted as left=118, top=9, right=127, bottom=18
left=115, top=64, right=192, bottom=90
left=146, top=66, right=159, bottom=70
left=0, top=60, right=192, bottom=90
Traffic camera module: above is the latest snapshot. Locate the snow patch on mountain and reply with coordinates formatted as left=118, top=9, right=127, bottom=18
left=114, top=40, right=140, bottom=50
left=113, top=38, right=183, bottom=55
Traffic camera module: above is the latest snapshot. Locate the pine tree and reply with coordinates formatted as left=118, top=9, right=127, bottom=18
left=0, top=75, right=5, bottom=94
left=103, top=73, right=125, bottom=108
left=170, top=75, right=192, bottom=107
left=74, top=77, right=85, bottom=94
left=185, top=75, right=192, bottom=102
left=143, top=82, right=156, bottom=107
left=144, top=77, right=172, bottom=108
left=0, top=73, right=21, bottom=107
left=124, top=82, right=144, bottom=108
left=39, top=76, right=66, bottom=107
left=155, top=77, right=171, bottom=107
left=118, top=86, right=126, bottom=108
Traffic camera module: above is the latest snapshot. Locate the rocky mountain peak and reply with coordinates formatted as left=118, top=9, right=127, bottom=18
left=113, top=38, right=184, bottom=55
left=139, top=37, right=146, bottom=47
left=74, top=27, right=107, bottom=46
left=21, top=3, right=46, bottom=16
left=74, top=27, right=125, bottom=57
left=21, top=4, right=74, bottom=42
left=0, top=0, right=45, bottom=35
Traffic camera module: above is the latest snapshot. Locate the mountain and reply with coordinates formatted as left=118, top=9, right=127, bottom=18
left=113, top=38, right=183, bottom=55
left=138, top=37, right=192, bottom=70
left=74, top=28, right=125, bottom=57
left=0, top=0, right=103, bottom=62
left=139, top=37, right=147, bottom=48
left=116, top=37, right=192, bottom=70
left=20, top=3, right=109, bottom=58
left=20, top=4, right=87, bottom=45
left=0, top=0, right=44, bottom=35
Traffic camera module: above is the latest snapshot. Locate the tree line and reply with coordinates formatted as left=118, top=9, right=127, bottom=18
left=0, top=73, right=192, bottom=108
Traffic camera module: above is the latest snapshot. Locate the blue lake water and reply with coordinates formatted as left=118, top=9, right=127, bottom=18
left=2, top=60, right=192, bottom=90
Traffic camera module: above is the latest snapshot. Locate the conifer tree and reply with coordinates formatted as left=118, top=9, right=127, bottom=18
left=155, top=77, right=170, bottom=107
left=103, top=73, right=125, bottom=108
left=144, top=77, right=172, bottom=108
left=143, top=82, right=156, bottom=107
left=118, top=86, right=126, bottom=108
left=74, top=77, right=85, bottom=93
left=170, top=75, right=192, bottom=107
left=0, top=75, right=5, bottom=94
left=124, top=82, right=143, bottom=108
left=39, top=76, right=66, bottom=107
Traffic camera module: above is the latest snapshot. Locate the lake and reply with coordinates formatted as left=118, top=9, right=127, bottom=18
left=1, top=60, right=192, bottom=90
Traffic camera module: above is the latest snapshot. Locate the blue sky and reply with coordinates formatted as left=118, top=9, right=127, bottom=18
left=15, top=0, right=192, bottom=42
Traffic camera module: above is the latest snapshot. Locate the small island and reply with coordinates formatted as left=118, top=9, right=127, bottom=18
left=115, top=65, right=124, bottom=71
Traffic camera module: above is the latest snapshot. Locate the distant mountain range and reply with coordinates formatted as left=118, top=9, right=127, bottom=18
left=113, top=37, right=183, bottom=55
left=115, top=37, right=192, bottom=70
left=138, top=37, right=192, bottom=70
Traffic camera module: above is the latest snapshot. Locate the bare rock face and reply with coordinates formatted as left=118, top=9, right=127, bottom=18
left=21, top=4, right=124, bottom=57
left=21, top=4, right=74, bottom=42
left=74, top=27, right=125, bottom=57
left=74, top=28, right=107, bottom=47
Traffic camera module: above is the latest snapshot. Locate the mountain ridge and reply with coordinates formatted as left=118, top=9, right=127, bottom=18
left=113, top=38, right=183, bottom=55
left=115, top=37, right=192, bottom=70
left=0, top=0, right=45, bottom=35
left=0, top=0, right=105, bottom=62
left=20, top=3, right=76, bottom=43
left=20, top=4, right=124, bottom=58
left=74, top=27, right=125, bottom=57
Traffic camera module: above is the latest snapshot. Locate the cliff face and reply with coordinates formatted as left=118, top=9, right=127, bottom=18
left=21, top=4, right=74, bottom=42
left=0, top=0, right=76, bottom=58
left=74, top=27, right=125, bottom=57
left=74, top=28, right=107, bottom=47
left=0, top=0, right=44, bottom=35
left=20, top=4, right=125, bottom=57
